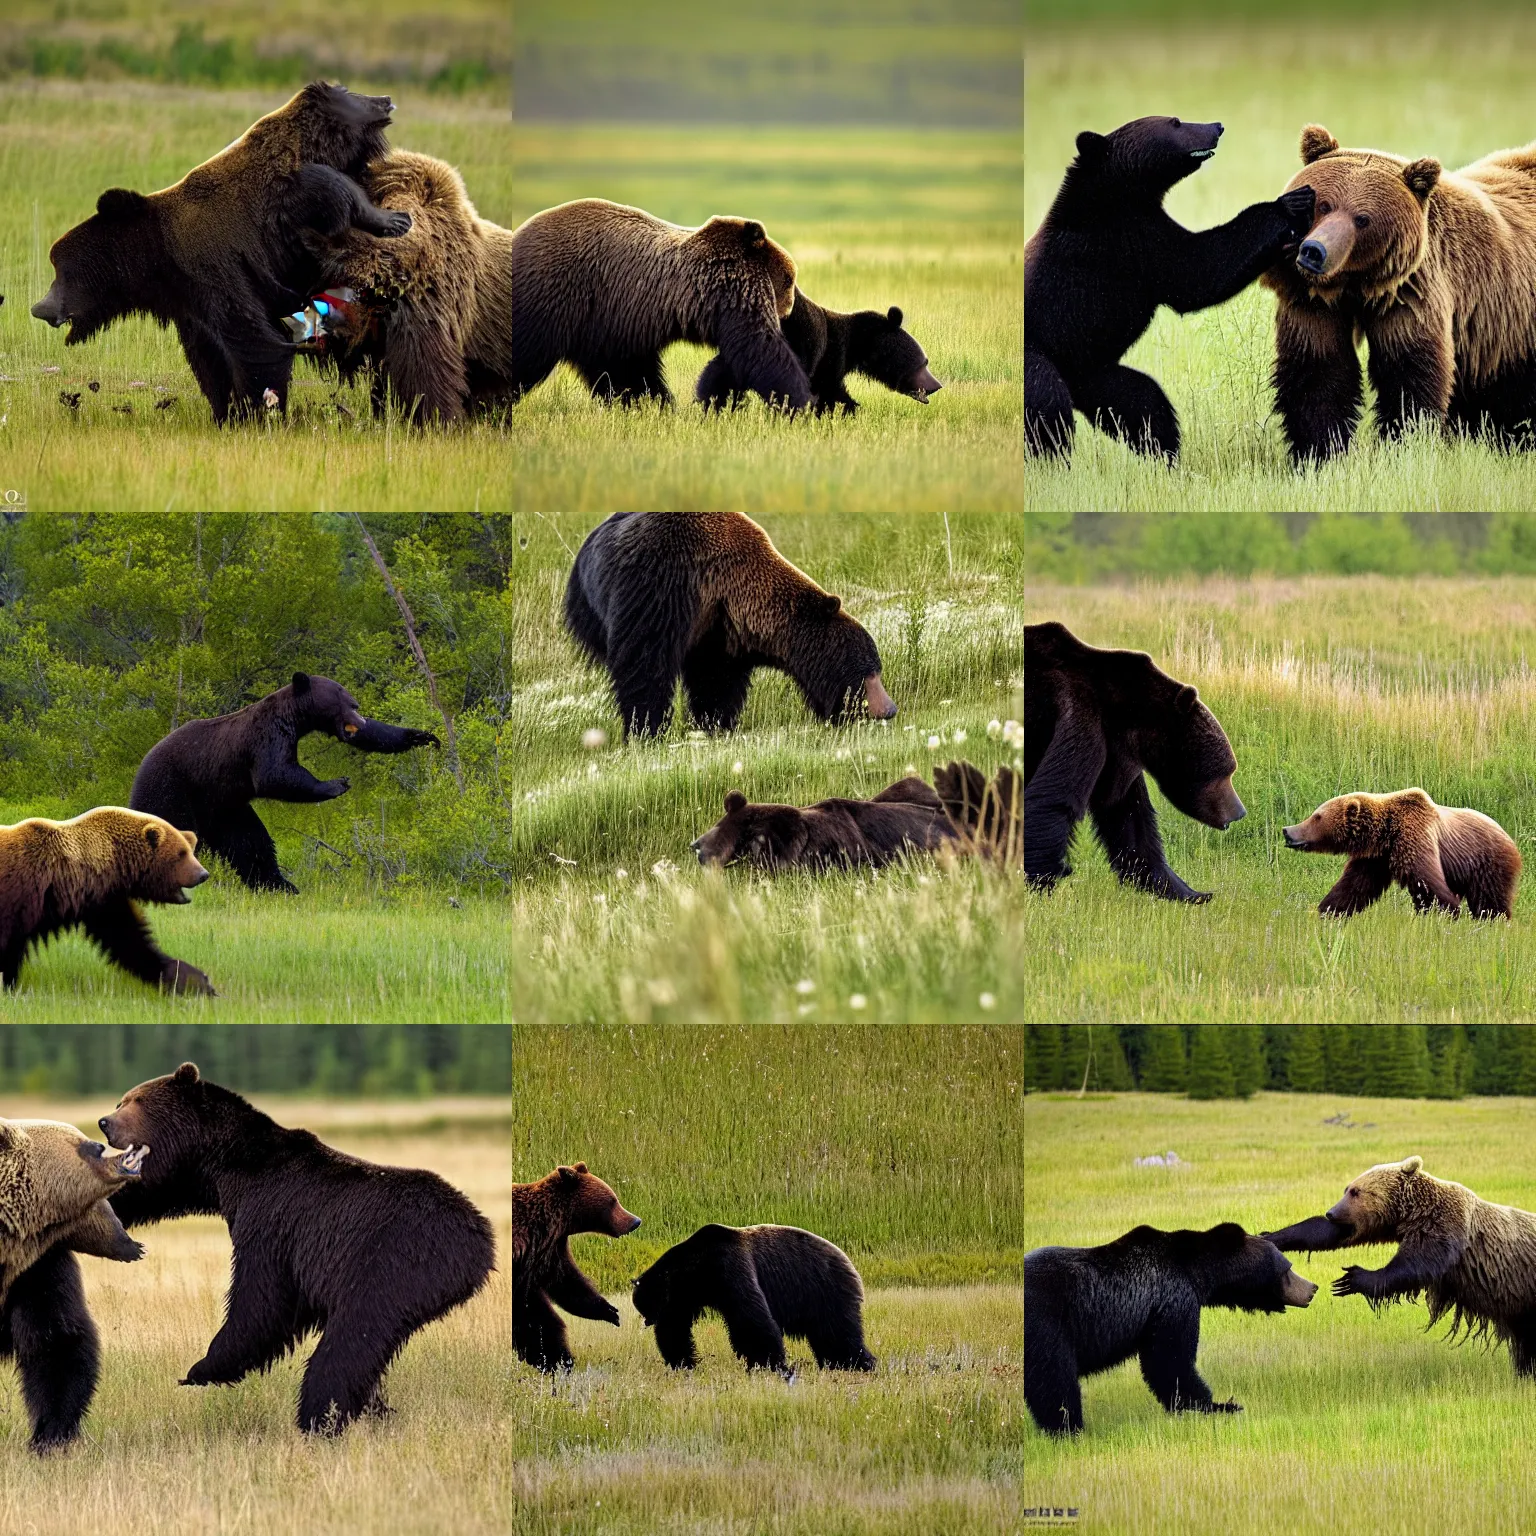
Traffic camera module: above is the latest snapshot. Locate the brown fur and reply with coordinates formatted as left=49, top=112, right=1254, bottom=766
left=932, top=761, right=1023, bottom=868
left=0, top=807, right=215, bottom=992
left=1263, top=124, right=1536, bottom=459
left=316, top=151, right=512, bottom=423
left=512, top=1163, right=640, bottom=1371
left=1283, top=788, right=1520, bottom=919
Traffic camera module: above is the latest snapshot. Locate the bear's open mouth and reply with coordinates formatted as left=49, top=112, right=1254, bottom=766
left=1189, top=148, right=1217, bottom=160
left=114, top=1143, right=149, bottom=1177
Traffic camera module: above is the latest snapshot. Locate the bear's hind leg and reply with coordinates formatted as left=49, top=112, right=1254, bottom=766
left=682, top=632, right=756, bottom=731
left=580, top=353, right=672, bottom=407
left=204, top=803, right=299, bottom=893
left=1023, top=1326, right=1083, bottom=1434
left=1025, top=344, right=1075, bottom=458
left=296, top=1312, right=406, bottom=1434
left=717, top=1278, right=789, bottom=1374
left=1075, top=363, right=1180, bottom=462
left=1449, top=360, right=1536, bottom=450
left=4, top=1247, right=100, bottom=1453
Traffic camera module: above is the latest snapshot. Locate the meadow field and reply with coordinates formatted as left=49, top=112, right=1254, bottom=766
left=1024, top=13, right=1536, bottom=510
left=0, top=80, right=510, bottom=512
left=1024, top=1089, right=1536, bottom=1535
left=1024, top=575, right=1536, bottom=1022
left=0, top=1096, right=510, bottom=1536
left=514, top=1023, right=1022, bottom=1535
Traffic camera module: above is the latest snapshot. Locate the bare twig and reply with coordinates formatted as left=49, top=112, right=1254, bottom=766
left=532, top=511, right=574, bottom=558
left=302, top=834, right=353, bottom=866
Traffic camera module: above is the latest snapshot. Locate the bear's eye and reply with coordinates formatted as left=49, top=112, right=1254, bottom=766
left=1317, top=202, right=1332, bottom=216
left=1354, top=214, right=1371, bottom=230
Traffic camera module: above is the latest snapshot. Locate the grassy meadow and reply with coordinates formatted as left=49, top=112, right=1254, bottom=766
left=0, top=81, right=510, bottom=512
left=511, top=123, right=1022, bottom=512
left=1024, top=1089, right=1536, bottom=1535
left=0, top=1097, right=511, bottom=1536
left=1025, top=15, right=1536, bottom=510
left=514, top=1024, right=1022, bottom=1535
left=1025, top=576, right=1536, bottom=1022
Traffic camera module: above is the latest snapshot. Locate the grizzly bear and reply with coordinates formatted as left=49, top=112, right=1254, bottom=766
left=691, top=779, right=958, bottom=871
left=308, top=150, right=511, bottom=422
left=564, top=512, right=897, bottom=738
left=1283, top=789, right=1521, bottom=919
left=0, top=807, right=213, bottom=994
left=30, top=82, right=411, bottom=424
left=1026, top=1224, right=1316, bottom=1435
left=1263, top=125, right=1536, bottom=461
left=512, top=1163, right=641, bottom=1372
left=0, top=1119, right=147, bottom=1452
left=129, top=672, right=439, bottom=893
left=1025, top=621, right=1245, bottom=901
left=696, top=294, right=941, bottom=415
left=1266, top=1156, right=1536, bottom=1376
left=511, top=198, right=813, bottom=408
left=631, top=1224, right=875, bottom=1375
left=1026, top=116, right=1315, bottom=461
left=101, top=1063, right=494, bottom=1433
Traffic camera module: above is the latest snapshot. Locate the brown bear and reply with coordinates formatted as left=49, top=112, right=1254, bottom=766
left=1282, top=789, right=1521, bottom=918
left=308, top=150, right=511, bottom=423
left=1026, top=620, right=1245, bottom=901
left=101, top=1063, right=496, bottom=1433
left=564, top=512, right=897, bottom=737
left=130, top=672, right=439, bottom=893
left=1263, top=124, right=1536, bottom=462
left=512, top=1163, right=641, bottom=1371
left=30, top=82, right=411, bottom=424
left=511, top=198, right=813, bottom=408
left=0, top=1120, right=148, bottom=1451
left=0, top=807, right=213, bottom=994
left=932, top=760, right=1023, bottom=868
left=1265, top=1156, right=1536, bottom=1377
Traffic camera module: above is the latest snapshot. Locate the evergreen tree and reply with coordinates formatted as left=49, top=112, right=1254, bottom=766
left=1285, top=1028, right=1326, bottom=1092
left=1426, top=1028, right=1467, bottom=1099
left=1362, top=1026, right=1429, bottom=1098
left=1139, top=1028, right=1188, bottom=1093
left=1186, top=1028, right=1236, bottom=1099
left=1225, top=1028, right=1265, bottom=1098
left=1025, top=1026, right=1063, bottom=1092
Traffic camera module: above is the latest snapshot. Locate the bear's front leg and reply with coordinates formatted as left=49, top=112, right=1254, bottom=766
left=1366, top=304, right=1453, bottom=443
left=1274, top=303, right=1362, bottom=464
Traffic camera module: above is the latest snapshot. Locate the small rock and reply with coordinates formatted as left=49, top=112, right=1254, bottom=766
left=41, top=366, right=61, bottom=376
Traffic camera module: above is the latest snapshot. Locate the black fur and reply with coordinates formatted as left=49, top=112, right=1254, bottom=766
left=102, top=1063, right=495, bottom=1435
left=0, top=1246, right=102, bottom=1453
left=129, top=672, right=438, bottom=893
left=1025, top=621, right=1244, bottom=901
left=1025, top=1224, right=1306, bottom=1434
left=697, top=295, right=940, bottom=415
left=631, top=1224, right=875, bottom=1375
left=1025, top=116, right=1314, bottom=461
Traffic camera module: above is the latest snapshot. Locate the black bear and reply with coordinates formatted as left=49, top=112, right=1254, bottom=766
left=129, top=672, right=438, bottom=893
left=30, top=82, right=411, bottom=424
left=0, top=807, right=214, bottom=994
left=696, top=294, right=940, bottom=415
left=101, top=1064, right=495, bottom=1434
left=1025, top=1224, right=1317, bottom=1434
left=1025, top=621, right=1245, bottom=901
left=632, top=1224, right=875, bottom=1375
left=512, top=1163, right=641, bottom=1371
left=1025, top=116, right=1315, bottom=461
left=564, top=512, right=897, bottom=737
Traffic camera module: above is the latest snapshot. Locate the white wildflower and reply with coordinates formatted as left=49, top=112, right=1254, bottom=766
left=926, top=734, right=941, bottom=749
left=795, top=979, right=815, bottom=995
left=581, top=727, right=608, bottom=750
left=849, top=993, right=867, bottom=1011
left=952, top=728, right=967, bottom=744
left=987, top=719, right=1003, bottom=739
left=732, top=760, right=744, bottom=773
left=615, top=868, right=629, bottom=880
left=979, top=993, right=997, bottom=1011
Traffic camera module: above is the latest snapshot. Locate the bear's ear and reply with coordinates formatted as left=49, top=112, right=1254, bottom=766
left=811, top=591, right=842, bottom=617
left=1175, top=684, right=1200, bottom=713
left=557, top=1164, right=579, bottom=1182
left=725, top=790, right=747, bottom=814
left=1074, top=130, right=1107, bottom=162
left=144, top=824, right=162, bottom=850
left=1403, top=158, right=1441, bottom=200
left=174, top=1063, right=200, bottom=1084
left=96, top=188, right=148, bottom=221
left=886, top=306, right=903, bottom=328
left=292, top=672, right=311, bottom=694
left=742, top=220, right=767, bottom=249
left=1299, top=125, right=1339, bottom=164
left=1401, top=1155, right=1424, bottom=1174
left=0, top=1124, right=21, bottom=1152
left=573, top=1162, right=588, bottom=1174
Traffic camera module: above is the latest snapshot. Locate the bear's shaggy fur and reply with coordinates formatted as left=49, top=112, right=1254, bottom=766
left=1026, top=115, right=1315, bottom=461
left=30, top=82, right=410, bottom=424
left=1025, top=1224, right=1317, bottom=1435
left=1266, top=1156, right=1536, bottom=1376
left=932, top=760, right=1023, bottom=868
left=1283, top=788, right=1521, bottom=919
left=696, top=294, right=940, bottom=415
left=129, top=672, right=438, bottom=894
left=311, top=150, right=512, bottom=423
left=0, top=808, right=213, bottom=994
left=512, top=199, right=812, bottom=408
left=691, top=778, right=958, bottom=871
left=564, top=512, right=897, bottom=738
left=512, top=1163, right=641, bottom=1371
left=1263, top=124, right=1536, bottom=461
left=101, top=1063, right=495, bottom=1434
left=631, top=1224, right=875, bottom=1375
left=0, top=1119, right=147, bottom=1452
left=1025, top=620, right=1246, bottom=901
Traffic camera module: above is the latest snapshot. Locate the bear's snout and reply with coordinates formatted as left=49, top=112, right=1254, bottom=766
left=1294, top=213, right=1356, bottom=280
left=1297, top=240, right=1327, bottom=273
left=1281, top=1269, right=1319, bottom=1307
left=1282, top=826, right=1305, bottom=848
left=31, top=292, right=64, bottom=326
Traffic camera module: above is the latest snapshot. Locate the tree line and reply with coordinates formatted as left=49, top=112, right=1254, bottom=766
left=1025, top=1025, right=1536, bottom=1099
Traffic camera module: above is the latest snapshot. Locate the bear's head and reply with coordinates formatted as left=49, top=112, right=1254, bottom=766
left=1135, top=675, right=1245, bottom=831
left=1280, top=125, right=1441, bottom=294
left=629, top=1228, right=710, bottom=1325
left=849, top=306, right=943, bottom=404
left=692, top=792, right=809, bottom=869
left=0, top=1118, right=149, bottom=1246
left=546, top=1163, right=642, bottom=1239
left=1159, top=1224, right=1319, bottom=1311
left=250, top=81, right=397, bottom=182
left=691, top=217, right=798, bottom=319
left=287, top=672, right=440, bottom=753
left=1283, top=789, right=1431, bottom=856
left=97, top=1062, right=220, bottom=1194
left=64, top=808, right=210, bottom=905
left=31, top=189, right=166, bottom=345
left=1320, top=1155, right=1470, bottom=1242
left=1073, top=115, right=1228, bottom=195
left=783, top=593, right=897, bottom=723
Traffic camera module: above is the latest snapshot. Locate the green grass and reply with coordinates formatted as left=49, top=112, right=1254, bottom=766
left=1024, top=576, right=1536, bottom=1022
left=514, top=1023, right=1022, bottom=1535
left=511, top=124, right=1022, bottom=512
left=0, top=82, right=510, bottom=511
left=1025, top=17, right=1536, bottom=510
left=1025, top=1089, right=1536, bottom=1535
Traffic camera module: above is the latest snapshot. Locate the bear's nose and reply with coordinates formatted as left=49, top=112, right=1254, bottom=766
left=1297, top=240, right=1327, bottom=273
left=97, top=1118, right=110, bottom=1133
left=1213, top=122, right=1224, bottom=137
